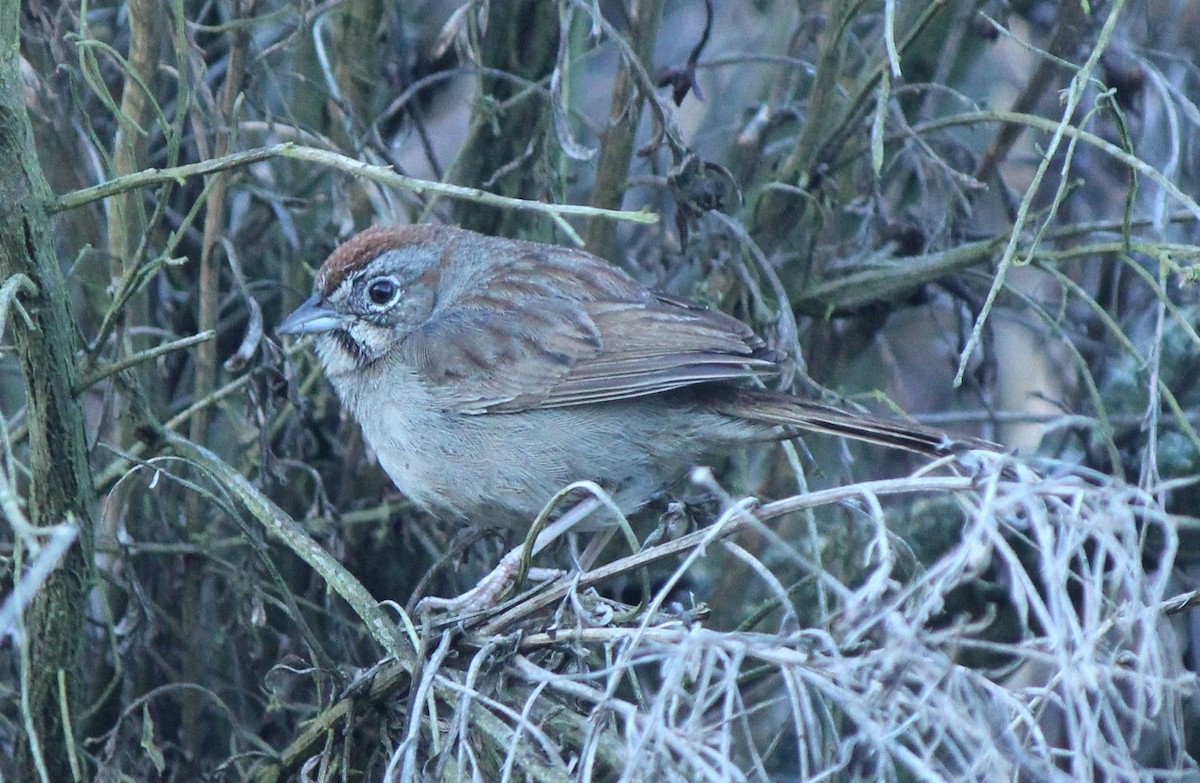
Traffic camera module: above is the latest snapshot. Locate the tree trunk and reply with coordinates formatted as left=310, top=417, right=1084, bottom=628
left=0, top=7, right=97, bottom=779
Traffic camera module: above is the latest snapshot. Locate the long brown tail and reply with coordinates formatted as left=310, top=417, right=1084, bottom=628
left=718, top=389, right=1001, bottom=458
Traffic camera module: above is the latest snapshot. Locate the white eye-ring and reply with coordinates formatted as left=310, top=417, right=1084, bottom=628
left=366, top=276, right=400, bottom=307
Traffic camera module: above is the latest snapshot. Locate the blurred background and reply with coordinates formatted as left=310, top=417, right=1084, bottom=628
left=5, top=0, right=1200, bottom=779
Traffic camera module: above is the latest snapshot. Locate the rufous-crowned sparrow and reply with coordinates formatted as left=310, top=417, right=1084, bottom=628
left=278, top=224, right=994, bottom=528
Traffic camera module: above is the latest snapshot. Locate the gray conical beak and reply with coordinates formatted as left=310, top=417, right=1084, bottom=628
left=277, top=294, right=345, bottom=336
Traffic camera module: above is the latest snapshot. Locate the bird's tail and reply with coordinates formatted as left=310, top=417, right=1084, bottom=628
left=718, top=389, right=1001, bottom=459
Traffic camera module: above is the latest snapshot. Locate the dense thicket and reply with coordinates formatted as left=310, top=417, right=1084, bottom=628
left=4, top=2, right=1199, bottom=780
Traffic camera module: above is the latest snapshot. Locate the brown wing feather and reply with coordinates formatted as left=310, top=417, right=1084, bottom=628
left=519, top=301, right=774, bottom=410
left=398, top=300, right=603, bottom=413
left=398, top=255, right=774, bottom=414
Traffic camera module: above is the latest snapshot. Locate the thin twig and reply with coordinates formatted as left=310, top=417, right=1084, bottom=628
left=49, top=143, right=657, bottom=232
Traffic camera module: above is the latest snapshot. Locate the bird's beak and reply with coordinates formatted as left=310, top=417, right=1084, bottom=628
left=277, top=294, right=345, bottom=336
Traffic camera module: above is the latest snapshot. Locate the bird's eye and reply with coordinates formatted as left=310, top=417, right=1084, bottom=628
left=367, top=278, right=399, bottom=306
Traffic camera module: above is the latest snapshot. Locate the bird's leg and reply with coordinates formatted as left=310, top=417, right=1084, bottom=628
left=416, top=497, right=604, bottom=615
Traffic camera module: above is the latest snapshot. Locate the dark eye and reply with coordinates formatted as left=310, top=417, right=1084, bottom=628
left=367, top=278, right=398, bottom=306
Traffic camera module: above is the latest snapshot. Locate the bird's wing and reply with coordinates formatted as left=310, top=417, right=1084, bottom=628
left=398, top=270, right=773, bottom=414
left=519, top=300, right=775, bottom=410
